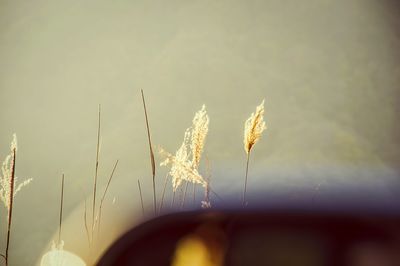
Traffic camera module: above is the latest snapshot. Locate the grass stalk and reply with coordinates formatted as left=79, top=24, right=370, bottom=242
left=84, top=199, right=90, bottom=247
left=5, top=147, right=16, bottom=266
left=58, top=174, right=65, bottom=246
left=171, top=190, right=176, bottom=208
left=91, top=104, right=101, bottom=244
left=242, top=152, right=250, bottom=206
left=137, top=179, right=144, bottom=216
left=210, top=188, right=224, bottom=203
left=180, top=181, right=189, bottom=209
left=192, top=183, right=196, bottom=206
left=97, top=160, right=119, bottom=237
left=158, top=173, right=169, bottom=214
left=141, top=89, right=156, bottom=216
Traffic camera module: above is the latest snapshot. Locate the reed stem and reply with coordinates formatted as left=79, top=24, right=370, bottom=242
left=97, top=160, right=119, bottom=237
left=181, top=181, right=189, bottom=209
left=171, top=190, right=176, bottom=208
left=242, top=152, right=250, bottom=206
left=5, top=148, right=16, bottom=266
left=141, top=90, right=156, bottom=215
left=137, top=179, right=144, bottom=215
left=192, top=183, right=196, bottom=206
left=58, top=174, right=65, bottom=246
left=84, top=199, right=90, bottom=247
left=158, top=173, right=169, bottom=214
left=91, top=104, right=101, bottom=244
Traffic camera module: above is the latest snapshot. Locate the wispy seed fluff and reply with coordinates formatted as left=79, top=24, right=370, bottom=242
left=160, top=105, right=209, bottom=191
left=244, top=100, right=266, bottom=154
left=0, top=134, right=32, bottom=213
left=160, top=130, right=206, bottom=191
left=190, top=105, right=209, bottom=169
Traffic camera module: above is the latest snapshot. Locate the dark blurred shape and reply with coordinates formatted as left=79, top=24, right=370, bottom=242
left=98, top=210, right=400, bottom=266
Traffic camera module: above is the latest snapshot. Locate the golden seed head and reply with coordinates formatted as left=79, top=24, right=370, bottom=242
left=160, top=105, right=210, bottom=192
left=190, top=105, right=209, bottom=169
left=160, top=129, right=206, bottom=192
left=244, top=99, right=266, bottom=154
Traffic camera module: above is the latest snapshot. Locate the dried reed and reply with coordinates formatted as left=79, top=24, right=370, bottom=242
left=137, top=179, right=145, bottom=215
left=171, top=190, right=176, bottom=208
left=158, top=173, right=169, bottom=214
left=201, top=156, right=212, bottom=209
left=58, top=174, right=65, bottom=246
left=96, top=160, right=119, bottom=237
left=141, top=90, right=157, bottom=215
left=191, top=105, right=209, bottom=169
left=160, top=105, right=210, bottom=210
left=91, top=104, right=101, bottom=244
left=5, top=143, right=15, bottom=266
left=160, top=105, right=209, bottom=195
left=160, top=147, right=206, bottom=190
left=84, top=199, right=90, bottom=247
left=242, top=100, right=266, bottom=205
left=192, top=183, right=196, bottom=206
left=0, top=134, right=32, bottom=266
left=180, top=181, right=189, bottom=209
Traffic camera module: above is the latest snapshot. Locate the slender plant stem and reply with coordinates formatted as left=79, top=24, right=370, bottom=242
left=158, top=173, right=169, bottom=214
left=58, top=174, right=65, bottom=246
left=210, top=188, right=224, bottom=203
left=92, top=104, right=101, bottom=244
left=171, top=190, right=176, bottom=208
left=137, top=179, right=145, bottom=216
left=192, top=183, right=196, bottom=206
left=97, top=160, right=119, bottom=237
left=84, top=199, right=90, bottom=247
left=203, top=181, right=210, bottom=208
left=202, top=155, right=211, bottom=207
left=242, top=152, right=251, bottom=206
left=141, top=90, right=156, bottom=215
left=181, top=181, right=189, bottom=209
left=5, top=148, right=16, bottom=266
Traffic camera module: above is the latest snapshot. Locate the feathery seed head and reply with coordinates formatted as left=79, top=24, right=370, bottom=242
left=0, top=134, right=32, bottom=212
left=11, top=133, right=17, bottom=151
left=160, top=129, right=207, bottom=191
left=160, top=105, right=209, bottom=192
left=191, top=105, right=209, bottom=169
left=244, top=99, right=266, bottom=154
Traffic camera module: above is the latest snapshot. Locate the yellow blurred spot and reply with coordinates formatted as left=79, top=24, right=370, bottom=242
left=172, top=235, right=222, bottom=266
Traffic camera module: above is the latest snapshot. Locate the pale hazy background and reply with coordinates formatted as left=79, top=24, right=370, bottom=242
left=1, top=0, right=400, bottom=265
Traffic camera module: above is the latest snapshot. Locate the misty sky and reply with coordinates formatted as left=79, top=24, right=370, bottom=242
left=1, top=0, right=400, bottom=265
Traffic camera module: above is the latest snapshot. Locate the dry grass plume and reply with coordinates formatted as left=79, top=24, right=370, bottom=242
left=0, top=134, right=32, bottom=265
left=242, top=100, right=266, bottom=205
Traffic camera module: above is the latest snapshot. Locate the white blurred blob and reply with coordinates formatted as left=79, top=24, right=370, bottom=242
left=40, top=241, right=86, bottom=266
